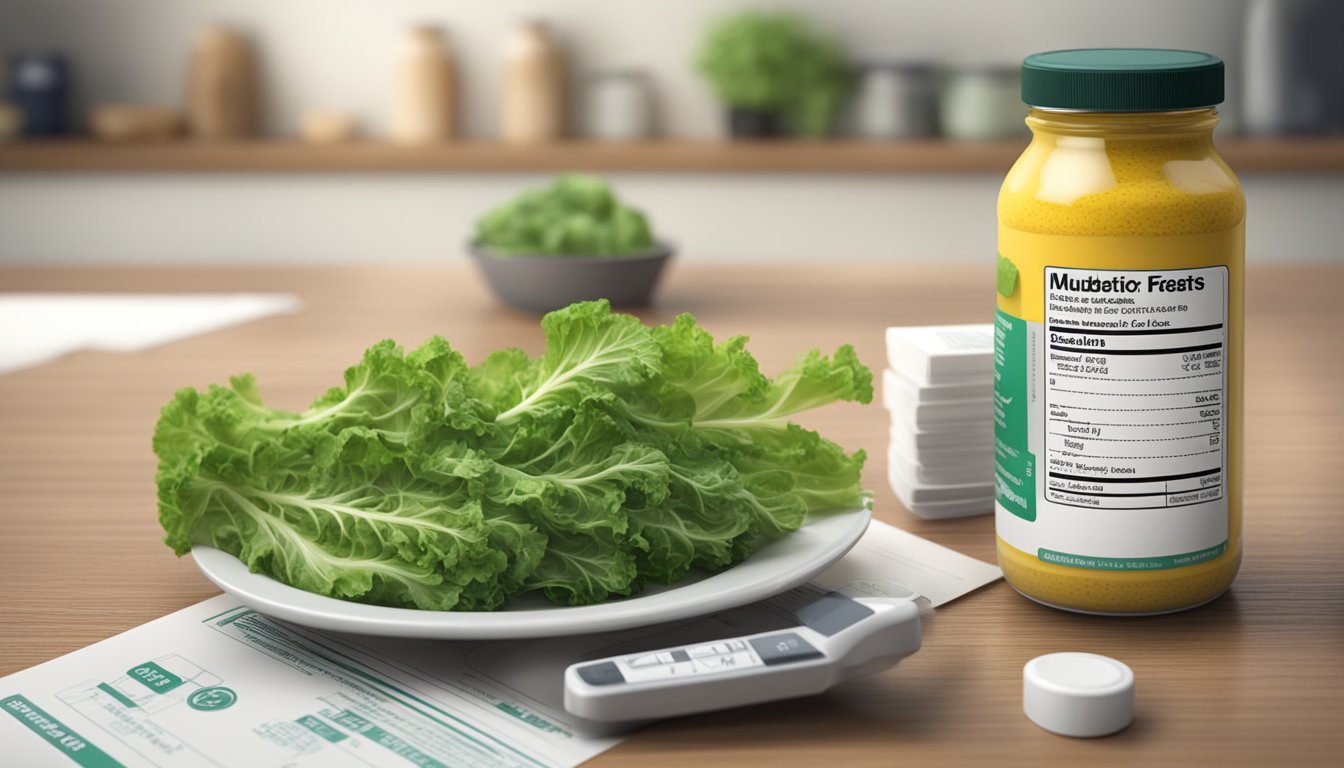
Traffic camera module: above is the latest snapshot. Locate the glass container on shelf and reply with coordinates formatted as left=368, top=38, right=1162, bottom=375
left=584, top=71, right=653, bottom=141
left=853, top=63, right=936, bottom=140
left=941, top=66, right=1025, bottom=141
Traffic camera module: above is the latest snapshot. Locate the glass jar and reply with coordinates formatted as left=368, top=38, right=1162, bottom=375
left=994, top=49, right=1244, bottom=615
left=584, top=71, right=653, bottom=141
left=940, top=66, right=1025, bottom=141
left=853, top=63, right=935, bottom=139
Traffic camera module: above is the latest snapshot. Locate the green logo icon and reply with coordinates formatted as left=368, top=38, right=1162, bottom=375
left=187, top=686, right=237, bottom=711
left=127, top=661, right=184, bottom=694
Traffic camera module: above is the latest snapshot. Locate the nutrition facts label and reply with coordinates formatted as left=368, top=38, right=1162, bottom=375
left=1042, top=266, right=1228, bottom=511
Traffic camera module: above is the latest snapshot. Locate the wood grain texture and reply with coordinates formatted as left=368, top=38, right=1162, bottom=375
left=1, top=138, right=1342, bottom=174
left=0, top=263, right=1340, bottom=766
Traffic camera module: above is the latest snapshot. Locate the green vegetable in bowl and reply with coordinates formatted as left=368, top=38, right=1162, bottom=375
left=155, top=301, right=872, bottom=610
left=476, top=174, right=655, bottom=256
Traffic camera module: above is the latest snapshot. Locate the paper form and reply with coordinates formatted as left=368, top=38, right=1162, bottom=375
left=0, top=293, right=299, bottom=375
left=0, top=521, right=1000, bottom=767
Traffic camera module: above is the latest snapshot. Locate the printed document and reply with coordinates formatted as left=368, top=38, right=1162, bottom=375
left=0, top=521, right=1000, bottom=767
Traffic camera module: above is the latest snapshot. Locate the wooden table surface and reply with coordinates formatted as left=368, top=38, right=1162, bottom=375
left=1, top=263, right=1341, bottom=767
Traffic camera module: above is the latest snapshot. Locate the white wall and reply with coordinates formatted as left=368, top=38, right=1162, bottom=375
left=2, top=0, right=1339, bottom=265
left=2, top=173, right=1338, bottom=264
left=0, top=0, right=1251, bottom=139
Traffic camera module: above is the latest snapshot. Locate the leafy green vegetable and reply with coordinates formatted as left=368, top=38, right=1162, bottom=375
left=695, top=11, right=855, bottom=137
left=475, top=175, right=655, bottom=257
left=156, top=301, right=872, bottom=611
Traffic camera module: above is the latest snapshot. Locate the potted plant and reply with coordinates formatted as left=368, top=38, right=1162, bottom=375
left=469, top=174, right=674, bottom=313
left=695, top=11, right=855, bottom=139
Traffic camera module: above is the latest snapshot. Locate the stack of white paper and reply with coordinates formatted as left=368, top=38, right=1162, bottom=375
left=884, top=325, right=995, bottom=519
left=0, top=293, right=300, bottom=375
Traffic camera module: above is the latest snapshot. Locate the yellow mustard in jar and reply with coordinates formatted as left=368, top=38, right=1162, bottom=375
left=994, top=49, right=1244, bottom=615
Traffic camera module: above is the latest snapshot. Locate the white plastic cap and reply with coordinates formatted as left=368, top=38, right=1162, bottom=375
left=1023, top=652, right=1134, bottom=738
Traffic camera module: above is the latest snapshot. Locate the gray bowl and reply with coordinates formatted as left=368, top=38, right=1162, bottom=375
left=468, top=241, right=674, bottom=313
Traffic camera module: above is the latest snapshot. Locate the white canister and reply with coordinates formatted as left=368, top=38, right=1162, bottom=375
left=853, top=64, right=935, bottom=139
left=585, top=72, right=653, bottom=141
left=940, top=67, right=1026, bottom=141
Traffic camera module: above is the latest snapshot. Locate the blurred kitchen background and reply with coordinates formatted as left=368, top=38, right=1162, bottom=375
left=0, top=0, right=1340, bottom=265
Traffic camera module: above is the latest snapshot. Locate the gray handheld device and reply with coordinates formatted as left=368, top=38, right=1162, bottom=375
left=563, top=592, right=923, bottom=723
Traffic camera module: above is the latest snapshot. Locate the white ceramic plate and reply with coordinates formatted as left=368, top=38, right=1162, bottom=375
left=192, top=507, right=870, bottom=640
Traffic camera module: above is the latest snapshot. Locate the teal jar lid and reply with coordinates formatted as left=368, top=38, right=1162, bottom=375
left=1021, top=48, right=1223, bottom=111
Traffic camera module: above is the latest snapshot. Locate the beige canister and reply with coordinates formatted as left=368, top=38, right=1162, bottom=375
left=185, top=26, right=258, bottom=140
left=501, top=22, right=567, bottom=143
left=390, top=26, right=457, bottom=144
